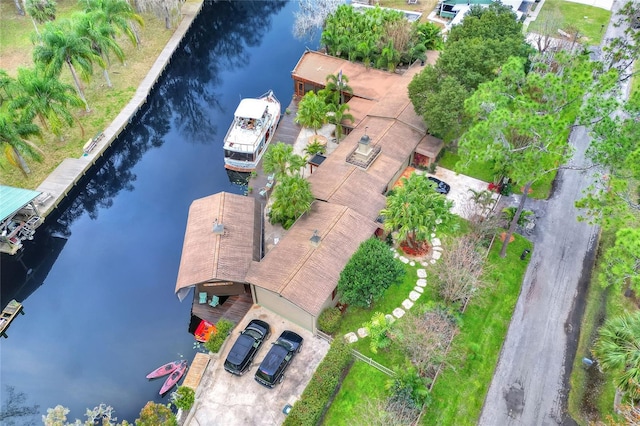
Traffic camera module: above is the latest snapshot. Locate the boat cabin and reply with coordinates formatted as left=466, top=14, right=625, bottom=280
left=0, top=186, right=43, bottom=255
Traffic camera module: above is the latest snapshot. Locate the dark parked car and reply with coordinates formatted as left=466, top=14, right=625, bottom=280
left=224, top=319, right=271, bottom=376
left=254, top=330, right=303, bottom=388
left=428, top=176, right=451, bottom=195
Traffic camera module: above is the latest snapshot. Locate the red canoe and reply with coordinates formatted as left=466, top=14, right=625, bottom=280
left=159, top=360, right=188, bottom=394
left=146, top=360, right=183, bottom=379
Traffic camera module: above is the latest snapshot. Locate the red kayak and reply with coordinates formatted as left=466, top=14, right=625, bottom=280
left=159, top=360, right=188, bottom=394
left=146, top=360, right=183, bottom=379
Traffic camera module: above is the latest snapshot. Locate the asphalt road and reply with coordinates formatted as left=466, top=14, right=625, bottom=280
left=478, top=2, right=631, bottom=424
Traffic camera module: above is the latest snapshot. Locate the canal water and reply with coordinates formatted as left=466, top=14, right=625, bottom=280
left=0, top=1, right=319, bottom=423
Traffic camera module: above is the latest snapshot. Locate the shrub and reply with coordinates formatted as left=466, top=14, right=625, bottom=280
left=318, top=307, right=342, bottom=334
left=204, top=319, right=235, bottom=353
left=171, top=386, right=195, bottom=411
left=283, top=339, right=353, bottom=426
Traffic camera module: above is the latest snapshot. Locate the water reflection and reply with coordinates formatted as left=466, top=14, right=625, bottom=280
left=0, top=1, right=316, bottom=422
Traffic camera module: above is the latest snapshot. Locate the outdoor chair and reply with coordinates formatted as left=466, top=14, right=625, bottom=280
left=199, top=292, right=207, bottom=304
left=209, top=296, right=219, bottom=307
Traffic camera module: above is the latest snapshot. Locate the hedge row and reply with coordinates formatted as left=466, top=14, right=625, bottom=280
left=283, top=338, right=353, bottom=426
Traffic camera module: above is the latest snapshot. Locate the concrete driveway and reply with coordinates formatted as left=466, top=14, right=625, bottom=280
left=186, top=305, right=330, bottom=426
left=428, top=166, right=498, bottom=220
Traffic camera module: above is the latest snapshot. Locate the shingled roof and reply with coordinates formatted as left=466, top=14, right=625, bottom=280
left=175, top=192, right=260, bottom=301
left=245, top=202, right=378, bottom=316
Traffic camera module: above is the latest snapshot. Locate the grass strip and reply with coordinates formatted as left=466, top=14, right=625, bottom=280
left=422, top=234, right=532, bottom=425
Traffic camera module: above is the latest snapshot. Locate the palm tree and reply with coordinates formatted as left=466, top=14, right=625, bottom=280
left=379, top=40, right=401, bottom=72
left=295, top=91, right=327, bottom=135
left=326, top=102, right=354, bottom=142
left=593, top=311, right=640, bottom=402
left=262, top=142, right=305, bottom=179
left=356, top=38, right=376, bottom=69
left=33, top=19, right=104, bottom=112
left=323, top=72, right=353, bottom=105
left=11, top=67, right=85, bottom=138
left=268, top=175, right=314, bottom=229
left=304, top=140, right=326, bottom=158
left=0, top=70, right=17, bottom=103
left=25, top=0, right=56, bottom=35
left=80, top=0, right=144, bottom=46
left=380, top=173, right=455, bottom=251
left=0, top=110, right=43, bottom=176
left=73, top=11, right=126, bottom=87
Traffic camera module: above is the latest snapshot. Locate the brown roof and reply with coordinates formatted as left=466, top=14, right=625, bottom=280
left=245, top=202, right=378, bottom=316
left=345, top=97, right=377, bottom=128
left=175, top=192, right=259, bottom=299
left=292, top=51, right=401, bottom=100
left=415, top=134, right=445, bottom=158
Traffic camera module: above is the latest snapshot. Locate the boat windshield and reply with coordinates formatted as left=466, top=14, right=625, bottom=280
left=225, top=150, right=254, bottom=162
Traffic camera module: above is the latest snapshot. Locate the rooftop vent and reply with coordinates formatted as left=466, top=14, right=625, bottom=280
left=346, top=127, right=381, bottom=170
left=212, top=219, right=224, bottom=235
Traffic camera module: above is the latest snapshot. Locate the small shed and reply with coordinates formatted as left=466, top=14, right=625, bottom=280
left=413, top=134, right=445, bottom=167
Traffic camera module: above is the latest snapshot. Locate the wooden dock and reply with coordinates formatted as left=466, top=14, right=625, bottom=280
left=182, top=352, right=211, bottom=391
left=0, top=300, right=24, bottom=338
left=191, top=293, right=253, bottom=326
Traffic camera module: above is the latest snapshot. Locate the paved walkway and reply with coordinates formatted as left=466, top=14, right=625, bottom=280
left=343, top=240, right=444, bottom=343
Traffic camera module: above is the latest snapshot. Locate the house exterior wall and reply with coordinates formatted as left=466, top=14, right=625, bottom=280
left=252, top=286, right=315, bottom=332
left=388, top=156, right=411, bottom=192
left=198, top=281, right=247, bottom=297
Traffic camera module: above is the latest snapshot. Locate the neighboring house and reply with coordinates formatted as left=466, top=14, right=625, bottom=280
left=439, top=0, right=527, bottom=29
left=175, top=192, right=261, bottom=325
left=0, top=186, right=43, bottom=255
left=245, top=202, right=378, bottom=332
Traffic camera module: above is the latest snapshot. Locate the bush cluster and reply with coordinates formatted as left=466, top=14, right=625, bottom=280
left=283, top=339, right=353, bottom=426
left=171, top=386, right=195, bottom=411
left=204, top=319, right=235, bottom=353
left=317, top=307, right=342, bottom=334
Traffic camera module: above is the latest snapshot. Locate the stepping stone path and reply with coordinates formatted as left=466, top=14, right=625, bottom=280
left=343, top=236, right=444, bottom=342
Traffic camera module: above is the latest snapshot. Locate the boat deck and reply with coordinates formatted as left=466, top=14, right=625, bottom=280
left=182, top=352, right=211, bottom=390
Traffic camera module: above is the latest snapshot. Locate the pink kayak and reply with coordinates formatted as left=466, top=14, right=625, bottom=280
left=146, top=360, right=183, bottom=379
left=159, top=360, right=188, bottom=394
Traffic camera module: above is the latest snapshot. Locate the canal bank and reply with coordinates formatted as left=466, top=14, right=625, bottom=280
left=34, top=0, right=204, bottom=220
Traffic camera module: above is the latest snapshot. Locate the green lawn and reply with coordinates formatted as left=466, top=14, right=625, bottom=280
left=422, top=235, right=532, bottom=425
left=567, top=229, right=634, bottom=425
left=527, top=0, right=612, bottom=45
left=324, top=231, right=532, bottom=425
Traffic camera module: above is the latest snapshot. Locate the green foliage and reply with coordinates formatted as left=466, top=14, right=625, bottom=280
left=380, top=173, right=456, bottom=249
left=204, top=319, right=234, bottom=353
left=303, top=140, right=326, bottom=158
left=338, top=238, right=404, bottom=308
left=386, top=366, right=430, bottom=409
left=295, top=91, right=327, bottom=135
left=171, top=386, right=195, bottom=412
left=262, top=141, right=305, bottom=179
left=593, top=310, right=640, bottom=403
left=135, top=401, right=177, bottom=426
left=283, top=338, right=353, bottom=426
left=408, top=2, right=531, bottom=141
left=318, top=307, right=342, bottom=334
left=599, top=228, right=640, bottom=292
left=321, top=4, right=441, bottom=71
left=502, top=207, right=533, bottom=227
left=268, top=175, right=314, bottom=229
left=365, top=311, right=393, bottom=353
left=317, top=72, right=353, bottom=106
left=25, top=0, right=57, bottom=24
left=326, top=102, right=353, bottom=141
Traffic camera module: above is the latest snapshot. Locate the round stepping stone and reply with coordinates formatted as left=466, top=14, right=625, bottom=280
left=432, top=251, right=442, bottom=260
left=414, top=286, right=424, bottom=293
left=399, top=256, right=409, bottom=264
left=409, top=291, right=421, bottom=301
left=430, top=259, right=437, bottom=264
left=392, top=307, right=405, bottom=318
left=385, top=314, right=396, bottom=324
left=357, top=327, right=369, bottom=338
left=417, top=269, right=427, bottom=278
left=421, top=261, right=429, bottom=267
left=432, top=246, right=443, bottom=251
left=416, top=278, right=427, bottom=287
left=402, top=299, right=414, bottom=309
left=344, top=332, right=358, bottom=343
left=431, top=233, right=436, bottom=238
left=432, top=237, right=441, bottom=246
left=394, top=253, right=399, bottom=258
left=409, top=261, right=415, bottom=266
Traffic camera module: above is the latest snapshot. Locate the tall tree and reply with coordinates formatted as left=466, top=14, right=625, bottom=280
left=73, top=11, right=126, bottom=88
left=0, top=109, right=43, bottom=176
left=592, top=311, right=640, bottom=403
left=295, top=91, right=328, bottom=135
left=326, top=102, right=353, bottom=142
left=262, top=141, right=305, bottom=179
left=135, top=402, right=176, bottom=426
left=380, top=173, right=456, bottom=254
left=33, top=19, right=104, bottom=111
left=25, top=0, right=57, bottom=35
left=459, top=52, right=594, bottom=257
left=268, top=175, right=314, bottom=229
left=11, top=66, right=84, bottom=138
left=600, top=1, right=640, bottom=82
left=320, top=71, right=353, bottom=106
left=80, top=0, right=144, bottom=45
